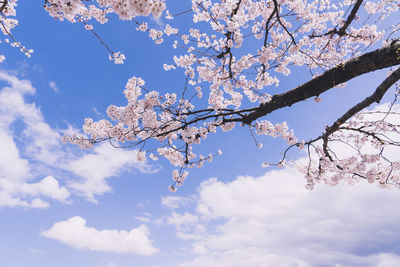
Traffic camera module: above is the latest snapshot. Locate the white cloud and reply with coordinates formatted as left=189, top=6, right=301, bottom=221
left=0, top=71, right=69, bottom=207
left=0, top=128, right=31, bottom=181
left=92, top=106, right=102, bottom=116
left=164, top=165, right=400, bottom=267
left=0, top=176, right=69, bottom=203
left=0, top=71, right=63, bottom=166
left=48, top=81, right=59, bottom=93
left=161, top=195, right=192, bottom=209
left=167, top=212, right=198, bottom=227
left=41, top=216, right=159, bottom=256
left=0, top=71, right=62, bottom=166
left=19, top=176, right=70, bottom=201
left=370, top=253, right=400, bottom=267
left=98, top=262, right=126, bottom=267
left=134, top=213, right=152, bottom=223
left=66, top=142, right=154, bottom=202
left=27, top=247, right=45, bottom=254
left=0, top=192, right=48, bottom=208
left=107, top=263, right=125, bottom=267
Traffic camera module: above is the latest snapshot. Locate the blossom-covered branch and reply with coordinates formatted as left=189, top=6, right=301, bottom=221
left=242, top=41, right=400, bottom=124
left=297, top=67, right=400, bottom=189
left=63, top=0, right=400, bottom=190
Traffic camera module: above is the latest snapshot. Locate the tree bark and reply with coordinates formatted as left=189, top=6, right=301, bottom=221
left=242, top=41, right=400, bottom=124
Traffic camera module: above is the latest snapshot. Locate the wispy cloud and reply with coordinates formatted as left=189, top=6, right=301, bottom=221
left=66, top=142, right=154, bottom=202
left=48, top=81, right=59, bottom=93
left=134, top=213, right=152, bottom=223
left=0, top=71, right=69, bottom=208
left=161, top=195, right=192, bottom=209
left=27, top=247, right=45, bottom=254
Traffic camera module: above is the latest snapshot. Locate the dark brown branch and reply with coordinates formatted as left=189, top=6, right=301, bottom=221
left=82, top=21, right=116, bottom=56
left=242, top=41, right=400, bottom=124
left=272, top=0, right=296, bottom=45
left=325, top=67, right=400, bottom=136
left=216, top=0, right=242, bottom=59
left=337, top=0, right=363, bottom=36
left=263, top=7, right=276, bottom=47
left=310, top=0, right=363, bottom=38
left=312, top=66, right=400, bottom=161
left=171, top=9, right=192, bottom=17
left=0, top=13, right=30, bottom=54
left=0, top=0, right=7, bottom=14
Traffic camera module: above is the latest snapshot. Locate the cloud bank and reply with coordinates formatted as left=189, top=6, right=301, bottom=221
left=162, top=167, right=400, bottom=266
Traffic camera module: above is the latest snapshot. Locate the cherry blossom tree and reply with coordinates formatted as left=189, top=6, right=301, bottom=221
left=2, top=0, right=400, bottom=191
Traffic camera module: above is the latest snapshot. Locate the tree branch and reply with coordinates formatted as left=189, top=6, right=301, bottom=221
left=242, top=41, right=400, bottom=124
left=310, top=0, right=363, bottom=38
left=337, top=0, right=363, bottom=36
left=325, top=67, right=400, bottom=137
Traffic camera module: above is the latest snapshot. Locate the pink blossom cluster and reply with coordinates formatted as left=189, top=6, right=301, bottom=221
left=301, top=112, right=400, bottom=190
left=64, top=75, right=228, bottom=187
left=42, top=0, right=166, bottom=62
left=0, top=0, right=33, bottom=58
left=255, top=120, right=297, bottom=145
left=44, top=0, right=165, bottom=22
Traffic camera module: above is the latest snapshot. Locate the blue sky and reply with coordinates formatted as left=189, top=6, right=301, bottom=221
left=1, top=1, right=400, bottom=267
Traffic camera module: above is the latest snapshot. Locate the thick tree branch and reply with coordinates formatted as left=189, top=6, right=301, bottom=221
left=242, top=41, right=400, bottom=124
left=325, top=67, right=400, bottom=137
left=263, top=67, right=400, bottom=166
left=320, top=66, right=400, bottom=159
